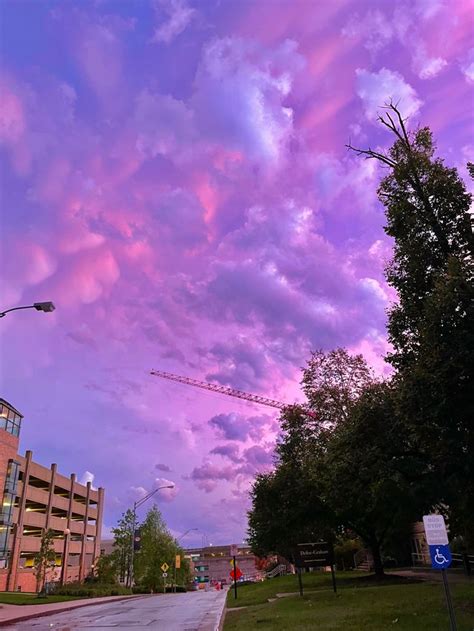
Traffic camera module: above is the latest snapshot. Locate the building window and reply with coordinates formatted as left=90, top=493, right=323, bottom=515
left=0, top=405, right=22, bottom=437
left=0, top=460, right=21, bottom=559
left=4, top=461, right=20, bottom=494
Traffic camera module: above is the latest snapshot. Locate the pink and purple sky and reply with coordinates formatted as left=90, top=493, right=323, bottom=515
left=0, top=0, right=473, bottom=546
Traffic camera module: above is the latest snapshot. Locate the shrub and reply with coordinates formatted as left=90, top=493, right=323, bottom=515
left=164, top=585, right=186, bottom=593
left=55, top=582, right=131, bottom=598
left=132, top=585, right=151, bottom=594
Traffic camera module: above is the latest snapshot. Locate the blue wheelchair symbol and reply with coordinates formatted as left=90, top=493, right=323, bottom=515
left=429, top=544, right=452, bottom=569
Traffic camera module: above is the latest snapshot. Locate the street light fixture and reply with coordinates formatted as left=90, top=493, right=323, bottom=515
left=0, top=301, right=56, bottom=318
left=128, top=484, right=175, bottom=587
left=174, top=528, right=198, bottom=592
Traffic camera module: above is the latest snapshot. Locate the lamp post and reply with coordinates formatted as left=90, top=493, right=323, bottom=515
left=0, top=302, right=55, bottom=319
left=174, top=528, right=198, bottom=592
left=128, top=484, right=174, bottom=588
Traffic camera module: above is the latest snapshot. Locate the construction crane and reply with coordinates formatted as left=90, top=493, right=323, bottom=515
left=150, top=369, right=286, bottom=411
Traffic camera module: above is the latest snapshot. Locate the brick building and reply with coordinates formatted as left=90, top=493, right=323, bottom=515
left=0, top=398, right=104, bottom=592
left=185, top=544, right=263, bottom=585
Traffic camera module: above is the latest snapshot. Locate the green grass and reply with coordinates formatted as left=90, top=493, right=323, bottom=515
left=226, top=571, right=410, bottom=608
left=224, top=573, right=474, bottom=630
left=0, top=592, right=84, bottom=605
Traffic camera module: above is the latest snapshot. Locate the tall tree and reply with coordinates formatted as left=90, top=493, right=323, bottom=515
left=350, top=104, right=474, bottom=544
left=301, top=349, right=373, bottom=428
left=249, top=351, right=374, bottom=563
left=112, top=509, right=136, bottom=585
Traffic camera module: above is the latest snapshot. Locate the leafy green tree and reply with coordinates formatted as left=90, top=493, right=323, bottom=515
left=248, top=466, right=329, bottom=561
left=350, top=104, right=474, bottom=544
left=248, top=349, right=373, bottom=562
left=112, top=509, right=136, bottom=585
left=34, top=529, right=57, bottom=593
left=134, top=505, right=180, bottom=592
left=321, top=382, right=423, bottom=577
left=301, top=348, right=373, bottom=428
left=96, top=552, right=120, bottom=585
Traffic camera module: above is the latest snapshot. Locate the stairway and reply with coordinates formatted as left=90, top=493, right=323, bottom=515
left=354, top=550, right=374, bottom=572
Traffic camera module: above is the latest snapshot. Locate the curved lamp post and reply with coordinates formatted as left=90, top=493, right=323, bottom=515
left=174, top=528, right=198, bottom=592
left=128, top=484, right=175, bottom=587
left=0, top=302, right=55, bottom=319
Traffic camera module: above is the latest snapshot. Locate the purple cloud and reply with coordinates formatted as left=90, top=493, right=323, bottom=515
left=209, top=412, right=271, bottom=442
left=155, top=463, right=172, bottom=472
left=210, top=444, right=242, bottom=463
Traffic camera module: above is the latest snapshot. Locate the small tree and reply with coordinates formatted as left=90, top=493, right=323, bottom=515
left=34, top=529, right=56, bottom=593
left=96, top=551, right=120, bottom=584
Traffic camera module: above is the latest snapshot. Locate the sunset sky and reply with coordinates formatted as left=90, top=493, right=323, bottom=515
left=1, top=0, right=473, bottom=545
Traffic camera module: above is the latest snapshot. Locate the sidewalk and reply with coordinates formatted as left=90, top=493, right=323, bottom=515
left=0, top=594, right=146, bottom=627
left=389, top=569, right=472, bottom=584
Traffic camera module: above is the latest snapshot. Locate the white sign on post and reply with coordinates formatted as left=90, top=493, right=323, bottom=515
left=423, top=514, right=449, bottom=545
left=230, top=544, right=238, bottom=557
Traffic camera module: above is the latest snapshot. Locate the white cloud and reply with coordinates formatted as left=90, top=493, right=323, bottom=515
left=192, top=37, right=304, bottom=164
left=461, top=49, right=474, bottom=83
left=356, top=68, right=422, bottom=121
left=154, top=477, right=178, bottom=502
left=342, top=10, right=394, bottom=53
left=152, top=0, right=196, bottom=44
left=79, top=470, right=96, bottom=488
left=413, top=44, right=447, bottom=79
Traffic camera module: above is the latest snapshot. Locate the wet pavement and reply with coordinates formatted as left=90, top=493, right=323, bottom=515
left=4, top=590, right=227, bottom=631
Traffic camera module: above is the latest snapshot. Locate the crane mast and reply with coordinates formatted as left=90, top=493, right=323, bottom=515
left=150, top=369, right=285, bottom=410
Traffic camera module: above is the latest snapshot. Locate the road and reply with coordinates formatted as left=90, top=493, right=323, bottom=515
left=6, top=590, right=227, bottom=631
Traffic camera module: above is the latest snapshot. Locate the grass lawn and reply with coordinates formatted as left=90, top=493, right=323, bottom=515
left=224, top=572, right=474, bottom=630
left=0, top=592, right=86, bottom=605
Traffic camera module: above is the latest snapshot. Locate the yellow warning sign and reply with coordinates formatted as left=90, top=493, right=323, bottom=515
left=161, top=562, right=169, bottom=572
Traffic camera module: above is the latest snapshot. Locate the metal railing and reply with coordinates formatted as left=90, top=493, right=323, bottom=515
left=354, top=550, right=373, bottom=571
left=412, top=551, right=474, bottom=574
left=265, top=564, right=287, bottom=579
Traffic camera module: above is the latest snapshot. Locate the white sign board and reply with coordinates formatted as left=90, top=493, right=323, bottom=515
left=230, top=544, right=238, bottom=557
left=423, top=514, right=448, bottom=545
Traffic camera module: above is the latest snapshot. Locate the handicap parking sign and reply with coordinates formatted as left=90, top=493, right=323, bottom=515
left=429, top=544, right=452, bottom=570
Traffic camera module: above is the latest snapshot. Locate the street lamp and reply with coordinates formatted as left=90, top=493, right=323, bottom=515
left=0, top=302, right=55, bottom=318
left=174, top=528, right=198, bottom=592
left=128, top=484, right=175, bottom=587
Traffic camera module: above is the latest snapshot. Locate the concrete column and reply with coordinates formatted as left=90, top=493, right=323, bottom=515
left=79, top=482, right=91, bottom=582
left=61, top=473, right=76, bottom=585
left=93, top=487, right=105, bottom=563
left=44, top=463, right=57, bottom=530
left=7, top=450, right=32, bottom=591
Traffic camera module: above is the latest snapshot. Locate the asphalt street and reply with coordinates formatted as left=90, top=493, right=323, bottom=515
left=5, top=590, right=227, bottom=631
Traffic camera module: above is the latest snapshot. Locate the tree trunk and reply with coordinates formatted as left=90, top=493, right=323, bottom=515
left=370, top=541, right=385, bottom=579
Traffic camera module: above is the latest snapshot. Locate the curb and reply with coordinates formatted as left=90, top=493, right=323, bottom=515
left=217, top=602, right=226, bottom=631
left=197, top=590, right=228, bottom=631
left=0, top=594, right=151, bottom=628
